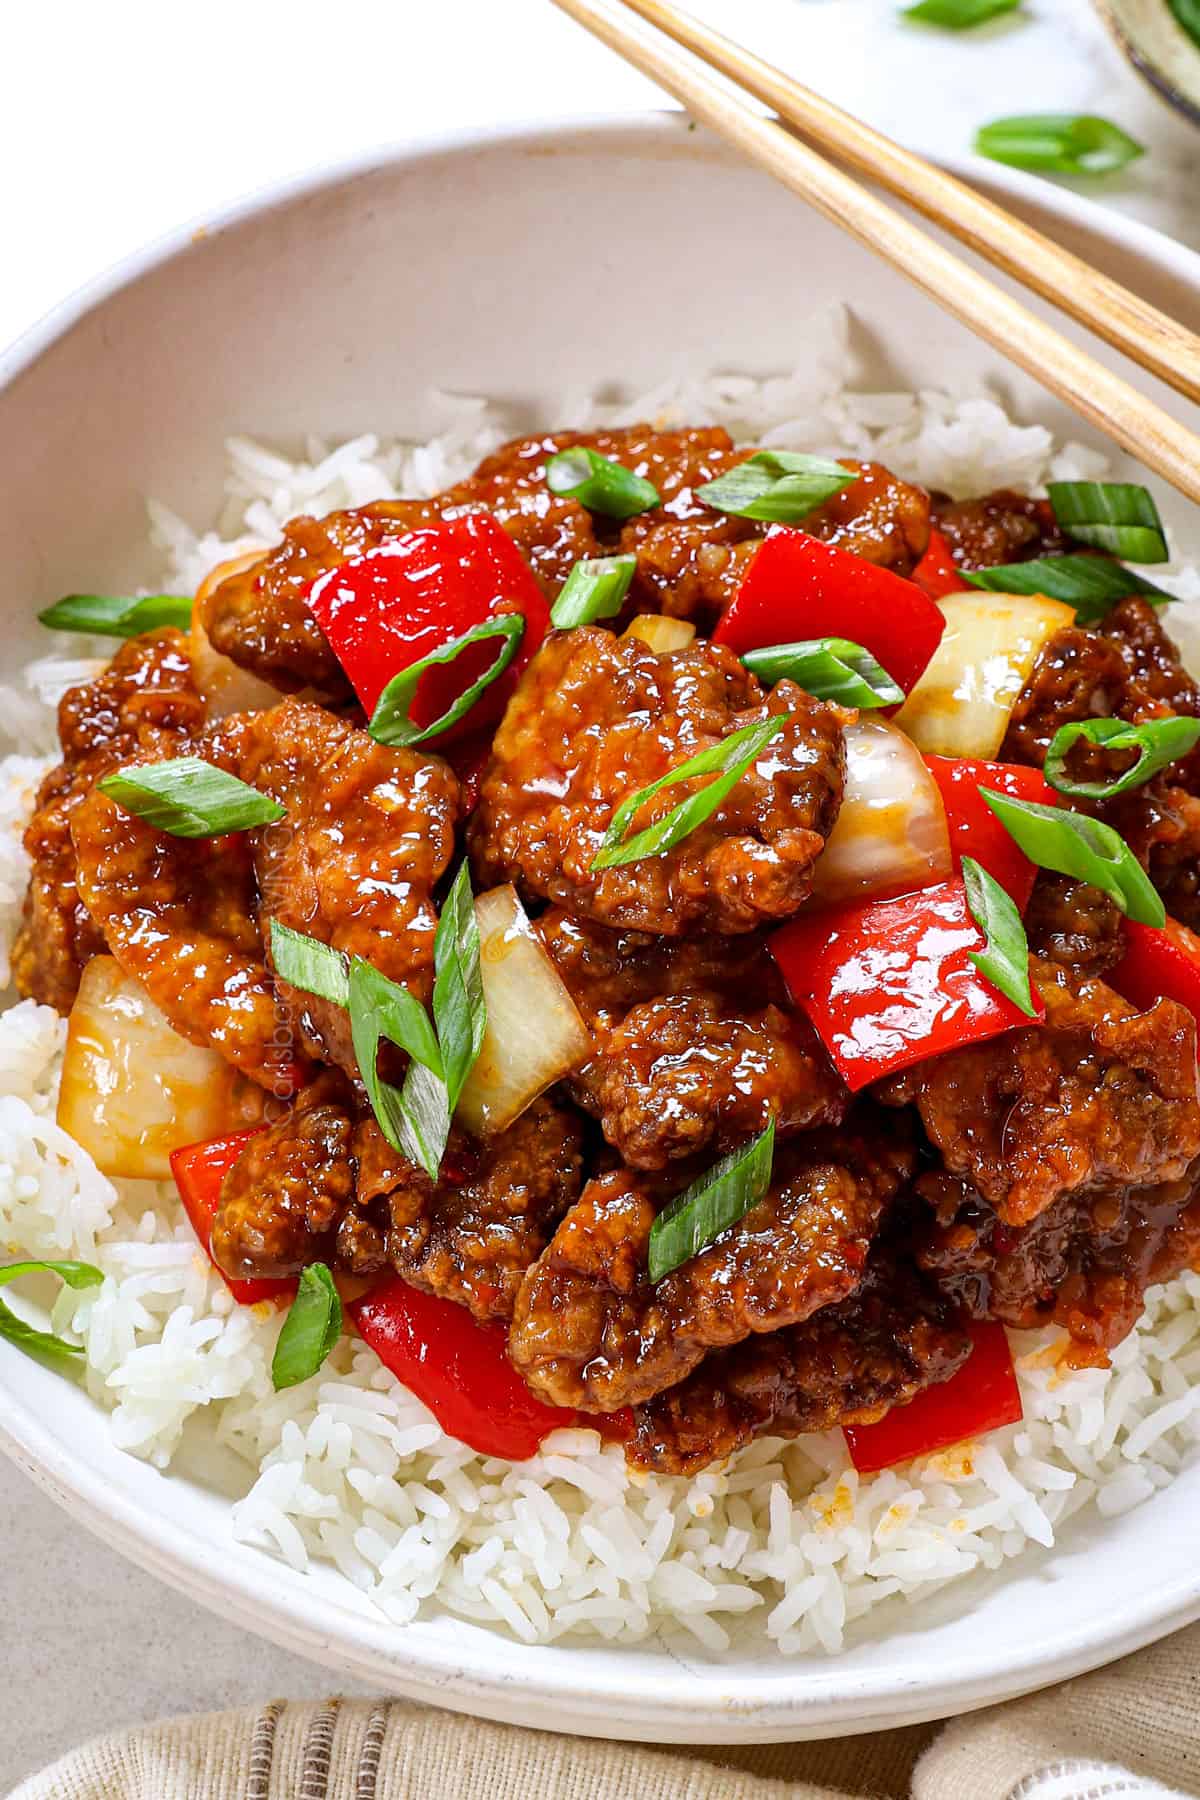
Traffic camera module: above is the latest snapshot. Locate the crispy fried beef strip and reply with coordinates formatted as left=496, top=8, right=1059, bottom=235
left=880, top=958, right=1200, bottom=1229
left=508, top=1118, right=915, bottom=1412
left=628, top=1245, right=971, bottom=1476
left=470, top=628, right=846, bottom=936
left=70, top=697, right=459, bottom=1087
left=14, top=631, right=205, bottom=1013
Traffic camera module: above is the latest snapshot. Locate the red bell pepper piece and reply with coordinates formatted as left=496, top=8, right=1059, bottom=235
left=1111, top=915, right=1200, bottom=1029
left=170, top=1131, right=296, bottom=1307
left=911, top=527, right=964, bottom=600
left=844, top=1321, right=1022, bottom=1473
left=713, top=526, right=946, bottom=695
left=770, top=875, right=1044, bottom=1091
left=924, top=755, right=1057, bottom=911
left=350, top=1276, right=576, bottom=1462
left=306, top=512, right=550, bottom=738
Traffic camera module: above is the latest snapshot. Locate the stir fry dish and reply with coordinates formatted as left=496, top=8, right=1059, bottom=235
left=19, top=425, right=1200, bottom=1480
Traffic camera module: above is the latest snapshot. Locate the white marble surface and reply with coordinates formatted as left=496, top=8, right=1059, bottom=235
left=1, top=0, right=1197, bottom=1792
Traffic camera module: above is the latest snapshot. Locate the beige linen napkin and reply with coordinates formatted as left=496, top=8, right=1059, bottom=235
left=12, top=1623, right=1200, bottom=1800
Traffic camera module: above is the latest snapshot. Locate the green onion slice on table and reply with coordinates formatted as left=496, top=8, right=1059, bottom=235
left=1047, top=482, right=1168, bottom=564
left=1043, top=716, right=1200, bottom=801
left=902, top=0, right=1020, bottom=24
left=980, top=788, right=1165, bottom=926
left=545, top=447, right=661, bottom=518
left=696, top=451, right=857, bottom=523
left=975, top=114, right=1144, bottom=176
left=962, top=856, right=1038, bottom=1017
left=38, top=593, right=193, bottom=637
left=271, top=1263, right=343, bottom=1391
left=368, top=615, right=525, bottom=747
left=742, top=638, right=904, bottom=709
left=551, top=555, right=638, bottom=629
left=0, top=1259, right=103, bottom=1371
left=98, top=759, right=285, bottom=838
left=648, top=1120, right=776, bottom=1283
left=591, top=715, right=787, bottom=871
left=962, top=556, right=1170, bottom=623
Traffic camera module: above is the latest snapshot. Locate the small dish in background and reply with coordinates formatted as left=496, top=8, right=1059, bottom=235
left=1093, top=0, right=1200, bottom=128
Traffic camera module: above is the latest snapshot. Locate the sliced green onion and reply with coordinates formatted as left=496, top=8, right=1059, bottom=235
left=545, top=447, right=660, bottom=519
left=1047, top=482, right=1168, bottom=564
left=975, top=114, right=1144, bottom=176
left=742, top=638, right=904, bottom=709
left=980, top=788, right=1165, bottom=926
left=0, top=1259, right=103, bottom=1372
left=431, top=861, right=486, bottom=1113
left=591, top=714, right=788, bottom=872
left=551, top=555, right=637, bottom=629
left=696, top=451, right=857, bottom=524
left=271, top=1263, right=343, bottom=1391
left=38, top=593, right=193, bottom=637
left=348, top=958, right=448, bottom=1178
left=962, top=855, right=1038, bottom=1017
left=903, top=0, right=1020, bottom=25
left=1043, top=715, right=1200, bottom=801
left=648, top=1120, right=776, bottom=1283
left=1169, top=0, right=1200, bottom=49
left=962, top=556, right=1170, bottom=623
left=98, top=757, right=285, bottom=838
left=269, top=919, right=350, bottom=1007
left=368, top=615, right=524, bottom=749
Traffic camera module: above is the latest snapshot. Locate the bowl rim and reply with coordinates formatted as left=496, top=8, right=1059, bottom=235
left=4, top=110, right=1200, bottom=1741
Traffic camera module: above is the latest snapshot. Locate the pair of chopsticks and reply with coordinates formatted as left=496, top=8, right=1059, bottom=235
left=551, top=0, right=1200, bottom=508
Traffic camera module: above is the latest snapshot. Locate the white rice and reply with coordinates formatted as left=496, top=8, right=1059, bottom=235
left=4, top=302, right=1200, bottom=1656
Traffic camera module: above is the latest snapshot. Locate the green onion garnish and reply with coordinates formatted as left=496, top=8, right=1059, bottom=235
left=1043, top=715, right=1200, bottom=801
left=38, top=594, right=193, bottom=638
left=349, top=958, right=448, bottom=1179
left=980, top=788, right=1165, bottom=926
left=1047, top=482, right=1168, bottom=565
left=98, top=758, right=286, bottom=838
left=0, top=1259, right=103, bottom=1372
left=975, top=114, right=1144, bottom=176
left=742, top=638, right=903, bottom=709
left=1169, top=0, right=1200, bottom=48
left=368, top=615, right=525, bottom=748
left=551, top=555, right=638, bottom=629
left=962, top=556, right=1170, bottom=623
left=431, top=861, right=486, bottom=1113
left=648, top=1120, right=776, bottom=1283
left=962, top=856, right=1038, bottom=1017
left=271, top=1263, right=343, bottom=1391
left=696, top=451, right=857, bottom=524
left=591, top=714, right=787, bottom=872
left=903, top=0, right=1020, bottom=25
left=269, top=919, right=350, bottom=1006
left=545, top=448, right=661, bottom=519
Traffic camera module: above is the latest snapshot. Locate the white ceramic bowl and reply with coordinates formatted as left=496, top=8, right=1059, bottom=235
left=4, top=116, right=1200, bottom=1745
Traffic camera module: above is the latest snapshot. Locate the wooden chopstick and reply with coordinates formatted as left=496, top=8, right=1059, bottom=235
left=550, top=0, right=1200, bottom=508
left=617, top=0, right=1200, bottom=408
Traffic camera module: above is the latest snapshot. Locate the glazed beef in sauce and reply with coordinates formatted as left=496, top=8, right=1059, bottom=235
left=25, top=421, right=1200, bottom=1475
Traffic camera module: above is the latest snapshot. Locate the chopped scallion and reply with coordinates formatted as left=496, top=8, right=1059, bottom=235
left=271, top=1263, right=343, bottom=1391
left=742, top=637, right=903, bottom=709
left=975, top=113, right=1144, bottom=176
left=591, top=714, right=787, bottom=871
left=980, top=787, right=1165, bottom=925
left=1043, top=715, right=1200, bottom=801
left=269, top=919, right=350, bottom=1007
left=98, top=758, right=285, bottom=838
left=648, top=1121, right=776, bottom=1283
left=962, top=555, right=1170, bottom=623
left=962, top=855, right=1038, bottom=1017
left=696, top=451, right=857, bottom=524
left=38, top=593, right=193, bottom=637
left=431, top=861, right=486, bottom=1113
left=1047, top=482, right=1168, bottom=564
left=0, top=1259, right=103, bottom=1372
left=348, top=958, right=448, bottom=1179
left=545, top=447, right=660, bottom=518
left=551, top=555, right=638, bottom=629
left=368, top=615, right=524, bottom=748
left=903, top=0, right=1020, bottom=24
